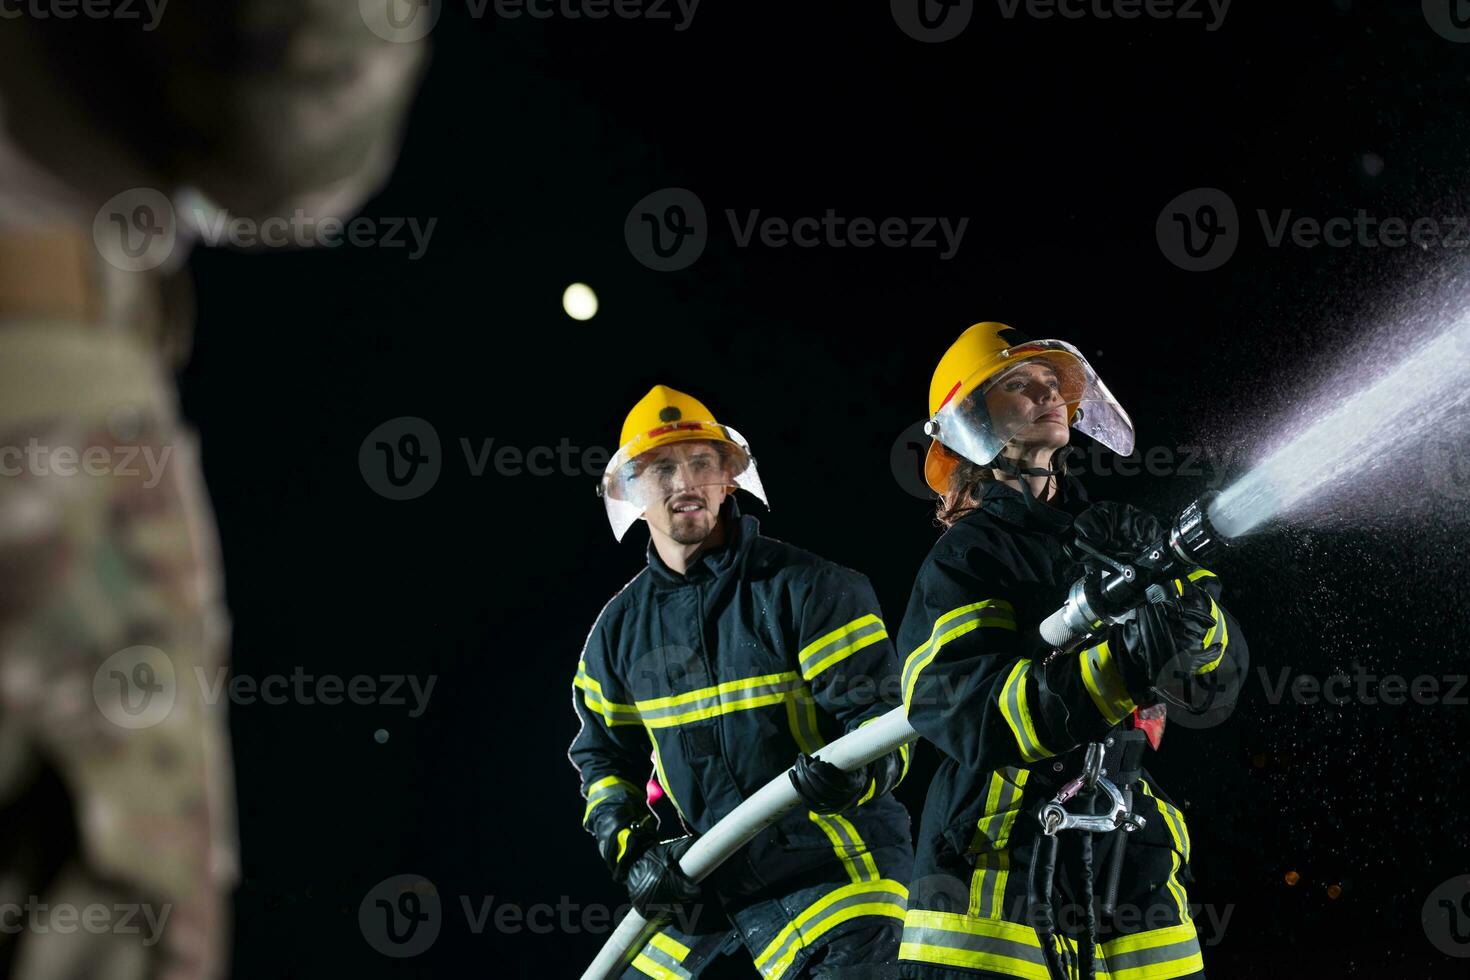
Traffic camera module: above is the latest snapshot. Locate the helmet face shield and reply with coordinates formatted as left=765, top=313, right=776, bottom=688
left=929, top=340, right=1135, bottom=470
left=598, top=422, right=767, bottom=541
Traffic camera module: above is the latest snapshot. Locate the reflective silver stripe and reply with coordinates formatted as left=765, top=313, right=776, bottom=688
left=1100, top=930, right=1201, bottom=975
left=630, top=942, right=693, bottom=980
left=999, top=660, right=1051, bottom=762
left=899, top=921, right=1047, bottom=968
left=901, top=600, right=1018, bottom=708
left=810, top=812, right=879, bottom=883
left=785, top=687, right=825, bottom=755
left=972, top=766, right=1029, bottom=851
left=755, top=881, right=908, bottom=979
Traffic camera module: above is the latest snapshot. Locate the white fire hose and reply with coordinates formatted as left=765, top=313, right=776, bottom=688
left=579, top=708, right=918, bottom=980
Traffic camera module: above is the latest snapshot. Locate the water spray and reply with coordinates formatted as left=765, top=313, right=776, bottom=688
left=582, top=307, right=1470, bottom=979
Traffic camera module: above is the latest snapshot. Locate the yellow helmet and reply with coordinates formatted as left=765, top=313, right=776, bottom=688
left=923, top=322, right=1135, bottom=494
left=599, top=385, right=768, bottom=541
left=617, top=385, right=734, bottom=456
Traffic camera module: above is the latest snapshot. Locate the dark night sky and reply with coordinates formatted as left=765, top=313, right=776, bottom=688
left=175, top=3, right=1470, bottom=976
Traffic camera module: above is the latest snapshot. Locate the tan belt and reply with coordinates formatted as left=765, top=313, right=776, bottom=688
left=0, top=228, right=100, bottom=324
left=0, top=229, right=171, bottom=423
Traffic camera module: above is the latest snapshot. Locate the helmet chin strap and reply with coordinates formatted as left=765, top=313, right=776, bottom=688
left=981, top=449, right=1076, bottom=531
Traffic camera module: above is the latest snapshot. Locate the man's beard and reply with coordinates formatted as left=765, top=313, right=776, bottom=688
left=668, top=510, right=715, bottom=545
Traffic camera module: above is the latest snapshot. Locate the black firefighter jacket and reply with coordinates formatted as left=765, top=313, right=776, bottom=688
left=569, top=503, right=914, bottom=933
left=893, top=478, right=1248, bottom=978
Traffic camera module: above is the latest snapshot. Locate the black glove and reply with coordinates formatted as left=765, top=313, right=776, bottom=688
left=589, top=804, right=657, bottom=884
left=626, top=836, right=702, bottom=918
left=1110, top=583, right=1223, bottom=701
left=789, top=750, right=903, bottom=814
left=1070, top=501, right=1165, bottom=566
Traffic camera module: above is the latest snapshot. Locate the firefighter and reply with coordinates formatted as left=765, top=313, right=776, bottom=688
left=894, top=323, right=1248, bottom=979
left=569, top=385, right=915, bottom=979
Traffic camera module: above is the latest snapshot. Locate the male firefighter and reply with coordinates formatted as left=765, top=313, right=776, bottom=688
left=569, top=385, right=915, bottom=979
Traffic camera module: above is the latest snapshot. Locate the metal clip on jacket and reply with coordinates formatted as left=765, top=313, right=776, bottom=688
left=1038, top=743, right=1146, bottom=837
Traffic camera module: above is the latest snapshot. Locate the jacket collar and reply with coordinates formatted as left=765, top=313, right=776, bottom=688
left=645, top=496, right=756, bottom=588
left=974, top=474, right=1091, bottom=535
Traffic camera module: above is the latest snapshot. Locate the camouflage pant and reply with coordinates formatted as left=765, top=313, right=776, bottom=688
left=0, top=321, right=236, bottom=980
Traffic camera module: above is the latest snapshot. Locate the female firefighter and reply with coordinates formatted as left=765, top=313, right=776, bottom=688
left=893, top=322, right=1248, bottom=980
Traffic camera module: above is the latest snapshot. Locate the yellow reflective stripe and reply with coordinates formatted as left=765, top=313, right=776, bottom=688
left=902, top=599, right=1017, bottom=709
left=1080, top=640, right=1137, bottom=726
left=1187, top=567, right=1217, bottom=583
left=635, top=670, right=800, bottom=711
left=583, top=775, right=642, bottom=824
left=1200, top=597, right=1228, bottom=666
left=967, top=849, right=1011, bottom=919
left=615, top=828, right=633, bottom=863
left=853, top=716, right=910, bottom=805
left=1138, top=781, right=1192, bottom=921
left=970, top=766, right=1029, bottom=852
left=649, top=740, right=684, bottom=821
left=799, top=613, right=889, bottom=681
left=899, top=908, right=1049, bottom=978
left=808, top=811, right=880, bottom=884
left=629, top=950, right=692, bottom=980
left=785, top=687, right=825, bottom=756
left=1097, top=922, right=1203, bottom=980
left=755, top=879, right=908, bottom=979
left=998, top=660, right=1053, bottom=762
left=635, top=672, right=806, bottom=729
left=575, top=662, right=641, bottom=727
left=647, top=931, right=692, bottom=962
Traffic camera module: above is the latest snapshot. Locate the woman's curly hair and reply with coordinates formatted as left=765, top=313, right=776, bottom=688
left=933, top=445, right=1071, bottom=528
